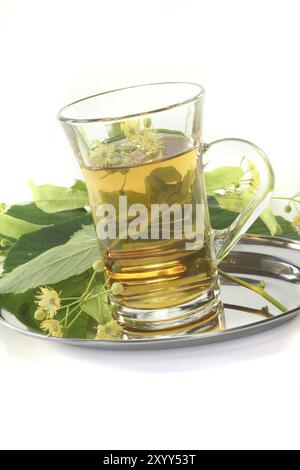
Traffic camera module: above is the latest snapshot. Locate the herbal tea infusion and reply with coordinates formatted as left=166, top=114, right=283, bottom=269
left=82, top=129, right=217, bottom=311
left=58, top=82, right=274, bottom=330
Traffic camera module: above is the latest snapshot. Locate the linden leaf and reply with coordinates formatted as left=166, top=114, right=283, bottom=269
left=80, top=284, right=111, bottom=325
left=6, top=202, right=88, bottom=226
left=0, top=213, right=43, bottom=239
left=204, top=167, right=244, bottom=195
left=0, top=225, right=99, bottom=294
left=216, top=192, right=280, bottom=236
left=150, top=166, right=182, bottom=183
left=29, top=180, right=89, bottom=213
left=259, top=207, right=281, bottom=236
left=3, top=213, right=92, bottom=272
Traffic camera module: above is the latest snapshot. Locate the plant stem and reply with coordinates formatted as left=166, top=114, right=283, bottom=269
left=60, top=303, right=80, bottom=325
left=64, top=305, right=69, bottom=327
left=81, top=271, right=97, bottom=298
left=272, top=196, right=300, bottom=204
left=67, top=309, right=83, bottom=328
left=224, top=303, right=274, bottom=318
left=218, top=269, right=288, bottom=313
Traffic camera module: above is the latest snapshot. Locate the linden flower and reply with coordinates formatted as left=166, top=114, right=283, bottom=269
left=247, top=160, right=260, bottom=190
left=95, top=320, right=123, bottom=340
left=36, top=287, right=61, bottom=318
left=141, top=129, right=163, bottom=157
left=90, top=141, right=115, bottom=165
left=293, top=213, right=300, bottom=231
left=120, top=120, right=141, bottom=141
left=40, top=319, right=64, bottom=338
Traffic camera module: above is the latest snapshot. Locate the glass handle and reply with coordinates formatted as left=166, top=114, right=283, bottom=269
left=202, top=138, right=275, bottom=263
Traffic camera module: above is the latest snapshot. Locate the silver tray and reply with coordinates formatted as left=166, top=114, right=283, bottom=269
left=0, top=235, right=300, bottom=349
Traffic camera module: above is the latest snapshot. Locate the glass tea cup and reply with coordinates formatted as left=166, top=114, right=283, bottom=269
left=57, top=82, right=274, bottom=332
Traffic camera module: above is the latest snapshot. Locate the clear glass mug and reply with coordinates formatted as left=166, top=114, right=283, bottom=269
left=57, top=82, right=274, bottom=332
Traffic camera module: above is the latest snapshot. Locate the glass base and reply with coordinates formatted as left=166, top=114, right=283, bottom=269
left=112, top=282, right=223, bottom=332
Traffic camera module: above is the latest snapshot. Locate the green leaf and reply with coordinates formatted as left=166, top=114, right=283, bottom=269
left=208, top=198, right=300, bottom=240
left=29, top=180, right=89, bottom=213
left=259, top=207, right=280, bottom=236
left=0, top=289, right=40, bottom=332
left=3, top=213, right=92, bottom=272
left=216, top=191, right=252, bottom=213
left=80, top=284, right=111, bottom=325
left=71, top=180, right=87, bottom=192
left=6, top=203, right=87, bottom=226
left=272, top=216, right=300, bottom=240
left=67, top=311, right=91, bottom=338
left=0, top=271, right=96, bottom=338
left=150, top=166, right=182, bottom=183
left=0, top=225, right=99, bottom=294
left=0, top=213, right=43, bottom=239
left=215, top=193, right=280, bottom=236
left=204, top=167, right=244, bottom=195
left=208, top=201, right=236, bottom=230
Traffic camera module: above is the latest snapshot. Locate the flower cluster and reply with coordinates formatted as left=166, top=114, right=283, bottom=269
left=33, top=260, right=124, bottom=340
left=89, top=141, right=116, bottom=167
left=34, top=287, right=63, bottom=337
left=40, top=319, right=64, bottom=338
left=95, top=319, right=123, bottom=340
left=36, top=287, right=61, bottom=318
left=88, top=119, right=164, bottom=168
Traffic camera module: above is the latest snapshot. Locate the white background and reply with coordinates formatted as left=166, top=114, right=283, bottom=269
left=1, top=0, right=300, bottom=450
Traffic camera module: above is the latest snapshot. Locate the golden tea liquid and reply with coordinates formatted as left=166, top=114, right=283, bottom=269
left=82, top=133, right=218, bottom=310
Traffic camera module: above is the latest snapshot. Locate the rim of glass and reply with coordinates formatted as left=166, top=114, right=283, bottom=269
left=57, top=81, right=205, bottom=124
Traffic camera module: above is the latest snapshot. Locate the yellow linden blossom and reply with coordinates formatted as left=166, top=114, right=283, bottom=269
left=120, top=120, right=141, bottom=141
left=293, top=213, right=300, bottom=231
left=36, top=287, right=61, bottom=318
left=141, top=129, right=163, bottom=157
left=95, top=320, right=123, bottom=340
left=247, top=160, right=260, bottom=190
left=40, top=319, right=64, bottom=338
left=90, top=141, right=115, bottom=165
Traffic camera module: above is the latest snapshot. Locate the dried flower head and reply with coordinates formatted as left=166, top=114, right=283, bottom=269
left=40, top=319, right=64, bottom=338
left=247, top=160, right=260, bottom=190
left=36, top=287, right=61, bottom=318
left=95, top=320, right=123, bottom=340
left=120, top=120, right=141, bottom=141
left=141, top=129, right=163, bottom=158
left=90, top=141, right=116, bottom=166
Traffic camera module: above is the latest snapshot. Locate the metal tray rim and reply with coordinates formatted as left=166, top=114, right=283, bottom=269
left=1, top=234, right=300, bottom=350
